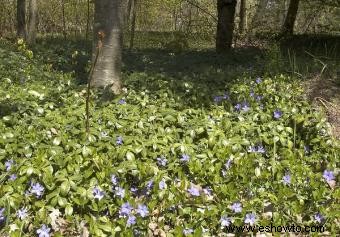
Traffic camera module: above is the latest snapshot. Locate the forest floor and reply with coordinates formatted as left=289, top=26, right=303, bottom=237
left=304, top=74, right=340, bottom=139
left=0, top=37, right=339, bottom=236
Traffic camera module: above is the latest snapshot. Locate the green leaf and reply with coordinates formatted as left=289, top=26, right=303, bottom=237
left=65, top=204, right=73, bottom=216
left=60, top=180, right=70, bottom=195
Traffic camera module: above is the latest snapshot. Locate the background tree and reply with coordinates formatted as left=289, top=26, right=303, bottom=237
left=216, top=0, right=237, bottom=52
left=27, top=0, right=38, bottom=45
left=239, top=0, right=247, bottom=34
left=91, top=0, right=123, bottom=94
left=129, top=0, right=137, bottom=49
left=17, top=0, right=26, bottom=39
left=62, top=0, right=66, bottom=39
left=281, top=0, right=301, bottom=37
left=250, top=0, right=268, bottom=31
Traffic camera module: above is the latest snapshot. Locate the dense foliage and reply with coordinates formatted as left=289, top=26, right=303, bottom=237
left=0, top=40, right=338, bottom=236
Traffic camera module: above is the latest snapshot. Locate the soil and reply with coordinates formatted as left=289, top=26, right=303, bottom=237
left=304, top=73, right=340, bottom=139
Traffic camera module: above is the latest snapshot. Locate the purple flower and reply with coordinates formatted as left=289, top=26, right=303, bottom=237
left=116, top=136, right=123, bottom=145
left=30, top=182, right=45, bottom=198
left=241, top=102, right=250, bottom=112
left=130, top=187, right=138, bottom=195
left=36, top=224, right=51, bottom=237
left=119, top=202, right=133, bottom=217
left=126, top=215, right=136, bottom=227
left=146, top=180, right=154, bottom=190
left=234, top=103, right=241, bottom=111
left=250, top=91, right=255, bottom=97
left=314, top=213, right=324, bottom=223
left=256, top=77, right=262, bottom=84
left=248, top=146, right=257, bottom=153
left=0, top=208, right=5, bottom=223
left=5, top=159, right=14, bottom=171
left=248, top=145, right=265, bottom=154
left=136, top=204, right=149, bottom=217
left=203, top=187, right=212, bottom=197
left=159, top=179, right=166, bottom=190
left=114, top=187, right=125, bottom=199
left=111, top=175, right=118, bottom=186
left=213, top=96, right=223, bottom=103
left=93, top=186, right=105, bottom=200
left=273, top=109, right=282, bottom=119
left=256, top=145, right=266, bottom=153
left=180, top=154, right=190, bottom=162
left=304, top=145, right=310, bottom=154
left=9, top=174, right=17, bottom=181
left=157, top=156, right=168, bottom=167
left=183, top=228, right=194, bottom=236
left=220, top=215, right=232, bottom=227
left=17, top=207, right=28, bottom=220
left=223, top=93, right=229, bottom=100
left=225, top=159, right=232, bottom=169
left=256, top=95, right=263, bottom=101
left=187, top=185, right=200, bottom=197
left=282, top=173, right=291, bottom=185
left=323, top=170, right=335, bottom=182
left=118, top=99, right=126, bottom=105
left=230, top=202, right=242, bottom=213
left=244, top=213, right=256, bottom=226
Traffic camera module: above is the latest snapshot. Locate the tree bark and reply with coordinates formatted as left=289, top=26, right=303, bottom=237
left=250, top=0, right=268, bottom=30
left=27, top=0, right=37, bottom=45
left=125, top=0, right=133, bottom=28
left=62, top=0, right=66, bottom=40
left=92, top=0, right=123, bottom=94
left=239, top=0, right=247, bottom=34
left=129, top=0, right=137, bottom=49
left=86, top=0, right=90, bottom=41
left=17, top=0, right=26, bottom=39
left=281, top=0, right=300, bottom=37
left=216, top=0, right=237, bottom=53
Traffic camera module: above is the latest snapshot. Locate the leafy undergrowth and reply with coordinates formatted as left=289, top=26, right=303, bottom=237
left=0, top=40, right=339, bottom=236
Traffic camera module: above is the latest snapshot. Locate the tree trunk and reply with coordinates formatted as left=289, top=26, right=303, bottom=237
left=129, top=0, right=137, bottom=49
left=216, top=0, right=237, bottom=53
left=92, top=0, right=123, bottom=94
left=62, top=0, right=66, bottom=40
left=85, top=0, right=90, bottom=41
left=281, top=0, right=300, bottom=37
left=27, top=0, right=37, bottom=45
left=250, top=0, right=268, bottom=30
left=239, top=0, right=247, bottom=34
left=17, top=0, right=26, bottom=39
left=125, top=0, right=133, bottom=28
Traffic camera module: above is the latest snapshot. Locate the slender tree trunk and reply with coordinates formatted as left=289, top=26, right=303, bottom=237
left=186, top=3, right=192, bottom=32
left=239, top=0, right=247, bottom=34
left=125, top=0, right=133, bottom=28
left=17, top=0, right=26, bottom=39
left=92, top=0, right=123, bottom=94
left=85, top=0, right=90, bottom=41
left=74, top=0, right=80, bottom=38
left=173, top=8, right=178, bottom=31
left=129, top=0, right=137, bottom=49
left=216, top=0, right=237, bottom=53
left=250, top=0, right=268, bottom=30
left=281, top=0, right=300, bottom=37
left=62, top=0, right=66, bottom=39
left=27, top=0, right=37, bottom=45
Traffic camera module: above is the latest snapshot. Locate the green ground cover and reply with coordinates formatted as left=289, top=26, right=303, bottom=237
left=0, top=39, right=338, bottom=236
